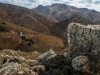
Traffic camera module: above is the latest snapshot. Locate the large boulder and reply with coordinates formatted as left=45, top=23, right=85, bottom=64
left=38, top=49, right=56, bottom=64
left=68, top=23, right=100, bottom=58
left=68, top=23, right=100, bottom=74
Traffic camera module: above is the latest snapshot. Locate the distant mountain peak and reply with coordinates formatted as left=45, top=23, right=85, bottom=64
left=51, top=3, right=67, bottom=6
left=35, top=3, right=100, bottom=23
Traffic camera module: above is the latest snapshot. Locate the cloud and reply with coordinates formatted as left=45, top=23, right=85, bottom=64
left=0, top=0, right=100, bottom=11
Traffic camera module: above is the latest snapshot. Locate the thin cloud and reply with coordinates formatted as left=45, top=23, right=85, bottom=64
left=0, top=0, right=100, bottom=11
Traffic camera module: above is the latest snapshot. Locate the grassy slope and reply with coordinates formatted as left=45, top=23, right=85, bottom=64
left=0, top=7, right=51, bottom=35
left=0, top=18, right=64, bottom=53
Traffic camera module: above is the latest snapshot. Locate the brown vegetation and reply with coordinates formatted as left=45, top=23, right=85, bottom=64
left=0, top=19, right=64, bottom=53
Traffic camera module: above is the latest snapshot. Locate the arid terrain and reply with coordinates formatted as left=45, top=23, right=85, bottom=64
left=0, top=2, right=100, bottom=75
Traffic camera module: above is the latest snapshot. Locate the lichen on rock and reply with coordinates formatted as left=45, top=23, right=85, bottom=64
left=71, top=55, right=89, bottom=72
left=0, top=62, right=38, bottom=75
left=68, top=23, right=100, bottom=58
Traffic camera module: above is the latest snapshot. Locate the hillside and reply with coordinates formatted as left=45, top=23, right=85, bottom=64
left=51, top=15, right=96, bottom=41
left=0, top=2, right=58, bottom=35
left=0, top=18, right=64, bottom=53
left=0, top=2, right=58, bottom=23
left=0, top=7, right=52, bottom=34
left=35, top=4, right=100, bottom=23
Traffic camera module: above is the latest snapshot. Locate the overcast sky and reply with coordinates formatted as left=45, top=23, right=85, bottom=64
left=0, top=0, right=100, bottom=12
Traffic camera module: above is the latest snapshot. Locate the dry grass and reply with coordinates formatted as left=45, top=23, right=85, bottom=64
left=0, top=18, right=64, bottom=53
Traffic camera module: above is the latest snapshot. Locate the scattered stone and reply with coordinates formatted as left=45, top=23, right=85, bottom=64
left=31, top=51, right=39, bottom=55
left=19, top=32, right=24, bottom=37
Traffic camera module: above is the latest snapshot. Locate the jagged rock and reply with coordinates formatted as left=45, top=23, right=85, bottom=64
left=0, top=62, right=38, bottom=75
left=68, top=23, right=100, bottom=58
left=38, top=49, right=56, bottom=64
left=72, top=56, right=89, bottom=72
left=68, top=23, right=100, bottom=74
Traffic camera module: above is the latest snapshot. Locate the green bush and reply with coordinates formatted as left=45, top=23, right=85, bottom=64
left=43, top=55, right=72, bottom=75
left=0, top=26, right=6, bottom=31
left=2, top=22, right=6, bottom=25
left=2, top=57, right=7, bottom=64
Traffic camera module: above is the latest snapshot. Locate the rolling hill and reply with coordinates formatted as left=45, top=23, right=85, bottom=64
left=0, top=2, right=58, bottom=35
left=0, top=18, right=64, bottom=53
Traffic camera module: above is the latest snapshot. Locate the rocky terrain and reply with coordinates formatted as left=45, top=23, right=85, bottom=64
left=35, top=4, right=100, bottom=23
left=0, top=23, right=100, bottom=75
left=0, top=2, right=100, bottom=75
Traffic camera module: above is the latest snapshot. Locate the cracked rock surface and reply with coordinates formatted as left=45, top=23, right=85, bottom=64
left=68, top=23, right=100, bottom=58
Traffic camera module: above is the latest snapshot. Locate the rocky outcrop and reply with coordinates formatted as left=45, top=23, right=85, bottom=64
left=68, top=23, right=100, bottom=58
left=38, top=49, right=56, bottom=64
left=71, top=56, right=89, bottom=72
left=0, top=49, right=38, bottom=66
left=0, top=60, right=38, bottom=75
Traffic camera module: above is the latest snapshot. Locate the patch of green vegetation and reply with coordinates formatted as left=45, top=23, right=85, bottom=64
left=2, top=57, right=7, bottom=64
left=43, top=55, right=72, bottom=75
left=2, top=22, right=6, bottom=25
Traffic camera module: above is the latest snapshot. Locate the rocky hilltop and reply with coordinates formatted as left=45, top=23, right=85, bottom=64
left=35, top=4, right=100, bottom=23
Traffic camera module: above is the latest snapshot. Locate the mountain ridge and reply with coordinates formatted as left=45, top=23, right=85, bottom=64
left=35, top=3, right=100, bottom=23
left=0, top=2, right=58, bottom=35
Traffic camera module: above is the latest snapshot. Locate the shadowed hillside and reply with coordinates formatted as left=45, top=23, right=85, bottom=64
left=51, top=15, right=96, bottom=41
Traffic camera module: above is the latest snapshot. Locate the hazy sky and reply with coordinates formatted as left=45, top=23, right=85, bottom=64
left=0, top=0, right=100, bottom=11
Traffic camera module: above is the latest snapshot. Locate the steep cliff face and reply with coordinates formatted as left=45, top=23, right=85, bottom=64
left=68, top=23, right=100, bottom=57
left=68, top=23, right=100, bottom=74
